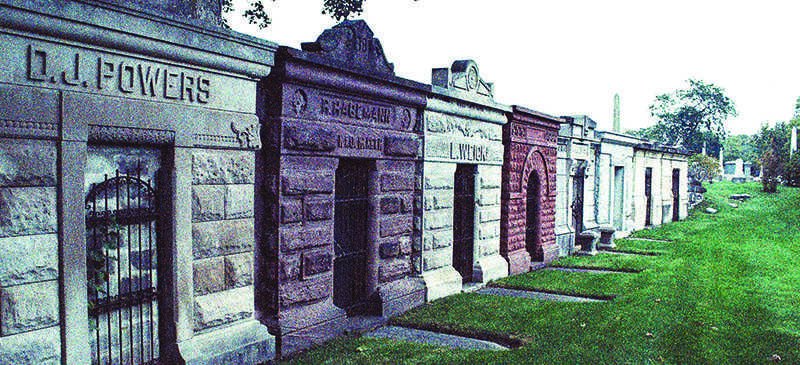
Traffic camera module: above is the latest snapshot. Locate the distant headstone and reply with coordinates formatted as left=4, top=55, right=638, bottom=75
left=705, top=207, right=718, bottom=214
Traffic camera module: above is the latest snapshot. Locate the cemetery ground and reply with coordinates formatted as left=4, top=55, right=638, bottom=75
left=283, top=181, right=800, bottom=364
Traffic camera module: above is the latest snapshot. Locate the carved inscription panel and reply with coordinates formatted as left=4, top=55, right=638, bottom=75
left=0, top=34, right=255, bottom=113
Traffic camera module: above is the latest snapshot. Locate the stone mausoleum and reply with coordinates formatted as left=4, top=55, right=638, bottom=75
left=500, top=107, right=562, bottom=275
left=595, top=130, right=642, bottom=235
left=258, top=21, right=427, bottom=355
left=0, top=0, right=277, bottom=364
left=418, top=60, right=509, bottom=300
left=555, top=115, right=601, bottom=255
left=631, top=142, right=689, bottom=229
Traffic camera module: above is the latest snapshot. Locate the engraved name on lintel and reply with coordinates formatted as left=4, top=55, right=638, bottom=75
left=26, top=45, right=211, bottom=104
left=301, top=20, right=395, bottom=76
left=432, top=60, right=494, bottom=98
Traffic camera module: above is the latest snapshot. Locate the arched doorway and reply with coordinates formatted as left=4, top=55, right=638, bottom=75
left=525, top=171, right=541, bottom=261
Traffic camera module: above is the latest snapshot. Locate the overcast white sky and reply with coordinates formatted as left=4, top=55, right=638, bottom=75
left=225, top=0, right=800, bottom=135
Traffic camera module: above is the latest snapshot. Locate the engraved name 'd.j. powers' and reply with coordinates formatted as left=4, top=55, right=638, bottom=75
left=25, top=44, right=211, bottom=104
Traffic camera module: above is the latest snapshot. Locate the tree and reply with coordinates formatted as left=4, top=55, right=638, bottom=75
left=645, top=79, right=737, bottom=154
left=223, top=0, right=417, bottom=29
left=785, top=153, right=800, bottom=187
left=688, top=153, right=720, bottom=183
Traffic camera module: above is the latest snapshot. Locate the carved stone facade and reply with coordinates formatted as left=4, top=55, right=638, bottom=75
left=631, top=144, right=690, bottom=229
left=555, top=115, right=601, bottom=256
left=0, top=1, right=276, bottom=364
left=501, top=107, right=562, bottom=275
left=595, top=131, right=642, bottom=235
left=259, top=20, right=427, bottom=356
left=418, top=61, right=509, bottom=301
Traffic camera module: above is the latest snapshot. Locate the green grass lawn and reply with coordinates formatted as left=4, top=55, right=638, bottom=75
left=284, top=182, right=800, bottom=364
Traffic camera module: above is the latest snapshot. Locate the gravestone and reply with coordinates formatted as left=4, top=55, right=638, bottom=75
left=500, top=106, right=562, bottom=275
left=0, top=1, right=276, bottom=364
left=259, top=20, right=427, bottom=356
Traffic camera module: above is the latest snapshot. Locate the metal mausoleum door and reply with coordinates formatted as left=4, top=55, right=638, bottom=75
left=645, top=167, right=653, bottom=226
left=571, top=164, right=585, bottom=243
left=452, top=165, right=476, bottom=283
left=525, top=171, right=541, bottom=261
left=86, top=166, right=159, bottom=365
left=672, top=169, right=680, bottom=222
left=333, top=160, right=370, bottom=315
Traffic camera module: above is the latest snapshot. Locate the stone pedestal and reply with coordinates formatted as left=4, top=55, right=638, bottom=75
left=576, top=230, right=600, bottom=256
left=597, top=225, right=616, bottom=250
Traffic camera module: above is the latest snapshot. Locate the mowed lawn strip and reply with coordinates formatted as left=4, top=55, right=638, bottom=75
left=549, top=252, right=657, bottom=272
left=491, top=269, right=637, bottom=300
left=613, top=238, right=675, bottom=255
left=283, top=182, right=800, bottom=364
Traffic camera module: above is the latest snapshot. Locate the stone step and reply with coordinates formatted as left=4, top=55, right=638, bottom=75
left=545, top=267, right=635, bottom=275
left=364, top=326, right=509, bottom=351
left=476, top=287, right=606, bottom=303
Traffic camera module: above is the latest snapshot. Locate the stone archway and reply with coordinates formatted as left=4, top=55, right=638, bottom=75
left=519, top=149, right=552, bottom=261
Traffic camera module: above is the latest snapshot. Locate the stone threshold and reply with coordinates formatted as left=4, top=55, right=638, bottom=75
left=545, top=267, right=637, bottom=275
left=364, top=325, right=510, bottom=351
left=476, top=287, right=608, bottom=303
left=462, top=282, right=486, bottom=293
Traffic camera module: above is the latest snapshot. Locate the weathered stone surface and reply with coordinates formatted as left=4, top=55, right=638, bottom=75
left=282, top=173, right=334, bottom=195
left=279, top=255, right=301, bottom=281
left=194, top=286, right=254, bottom=332
left=192, top=185, right=225, bottom=222
left=0, top=187, right=57, bottom=238
left=422, top=249, right=451, bottom=271
left=284, top=126, right=337, bottom=152
left=423, top=230, right=452, bottom=250
left=477, top=189, right=500, bottom=206
left=380, top=216, right=412, bottom=237
left=384, top=136, right=418, bottom=157
left=380, top=196, right=402, bottom=214
left=192, top=219, right=254, bottom=259
left=281, top=199, right=303, bottom=224
left=192, top=150, right=254, bottom=185
left=424, top=174, right=453, bottom=190
left=304, top=199, right=332, bottom=222
left=479, top=208, right=501, bottom=223
left=423, top=210, right=452, bottom=231
left=424, top=191, right=454, bottom=211
left=279, top=275, right=329, bottom=306
left=0, top=326, right=60, bottom=364
left=0, top=280, right=59, bottom=335
left=194, top=257, right=227, bottom=296
left=225, top=184, right=254, bottom=219
left=302, top=251, right=332, bottom=277
left=477, top=222, right=500, bottom=240
left=280, top=225, right=329, bottom=252
left=224, top=253, right=254, bottom=289
left=379, top=259, right=411, bottom=282
left=0, top=139, right=57, bottom=188
left=0, top=234, right=57, bottom=287
left=479, top=173, right=501, bottom=189
left=381, top=173, right=414, bottom=192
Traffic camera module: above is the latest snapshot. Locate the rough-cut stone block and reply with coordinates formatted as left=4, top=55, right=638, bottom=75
left=284, top=126, right=337, bottom=152
left=0, top=139, right=57, bottom=188
left=0, top=187, right=57, bottom=238
left=0, top=280, right=58, bottom=335
left=380, top=196, right=402, bottom=214
left=194, top=257, right=227, bottom=296
left=0, top=326, right=60, bottom=364
left=225, top=184, right=254, bottom=219
left=280, top=225, right=329, bottom=252
left=381, top=174, right=414, bottom=192
left=424, top=191, right=454, bottom=211
left=279, top=275, right=329, bottom=306
left=479, top=208, right=501, bottom=223
left=282, top=173, right=334, bottom=195
left=477, top=190, right=500, bottom=207
left=192, top=185, right=225, bottom=222
left=423, top=230, right=452, bottom=250
left=479, top=173, right=501, bottom=189
left=304, top=199, right=332, bottom=222
left=281, top=199, right=303, bottom=224
left=422, top=249, right=451, bottom=271
left=192, top=151, right=254, bottom=185
left=194, top=286, right=254, bottom=332
left=477, top=222, right=500, bottom=240
left=225, top=253, right=254, bottom=288
left=192, top=219, right=254, bottom=259
left=302, top=251, right=332, bottom=277
left=380, top=216, right=412, bottom=238
left=423, top=210, right=452, bottom=230
left=380, top=237, right=411, bottom=258
left=0, top=234, right=57, bottom=287
left=384, top=136, right=418, bottom=157
left=279, top=255, right=301, bottom=281
left=379, top=259, right=411, bottom=283
left=424, top=174, right=454, bottom=190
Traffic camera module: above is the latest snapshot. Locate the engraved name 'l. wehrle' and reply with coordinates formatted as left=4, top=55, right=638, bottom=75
left=26, top=45, right=211, bottom=104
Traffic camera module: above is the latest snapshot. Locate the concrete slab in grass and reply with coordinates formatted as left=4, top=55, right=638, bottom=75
left=476, top=287, right=606, bottom=303
left=365, top=326, right=508, bottom=351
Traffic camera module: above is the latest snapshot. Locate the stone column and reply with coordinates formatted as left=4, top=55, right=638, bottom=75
left=366, top=169, right=381, bottom=298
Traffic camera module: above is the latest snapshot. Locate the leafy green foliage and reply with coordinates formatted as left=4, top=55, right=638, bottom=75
left=643, top=79, right=737, bottom=154
left=222, top=0, right=418, bottom=29
left=688, top=153, right=720, bottom=183
left=784, top=153, right=800, bottom=187
left=722, top=134, right=759, bottom=165
left=322, top=0, right=365, bottom=21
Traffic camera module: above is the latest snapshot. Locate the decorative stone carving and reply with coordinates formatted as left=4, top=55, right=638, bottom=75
left=88, top=125, right=175, bottom=145
left=231, top=121, right=261, bottom=149
left=301, top=20, right=395, bottom=76
left=432, top=60, right=494, bottom=98
left=291, top=89, right=308, bottom=116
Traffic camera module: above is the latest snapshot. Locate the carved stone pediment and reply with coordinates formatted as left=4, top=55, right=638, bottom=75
left=432, top=60, right=494, bottom=98
left=301, top=20, right=395, bottom=76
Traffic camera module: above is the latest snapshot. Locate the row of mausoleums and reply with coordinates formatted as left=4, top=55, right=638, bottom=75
left=0, top=1, right=688, bottom=363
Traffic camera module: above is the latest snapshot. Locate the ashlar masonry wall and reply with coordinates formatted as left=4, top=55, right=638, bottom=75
left=631, top=144, right=689, bottom=230
left=419, top=60, right=509, bottom=301
left=596, top=131, right=641, bottom=234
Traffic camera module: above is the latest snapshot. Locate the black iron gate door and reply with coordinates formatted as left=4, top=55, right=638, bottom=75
left=452, top=165, right=476, bottom=283
left=645, top=167, right=653, bottom=226
left=571, top=165, right=585, bottom=242
left=672, top=169, right=680, bottom=221
left=525, top=171, right=541, bottom=261
left=86, top=166, right=159, bottom=365
left=333, top=160, right=369, bottom=315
